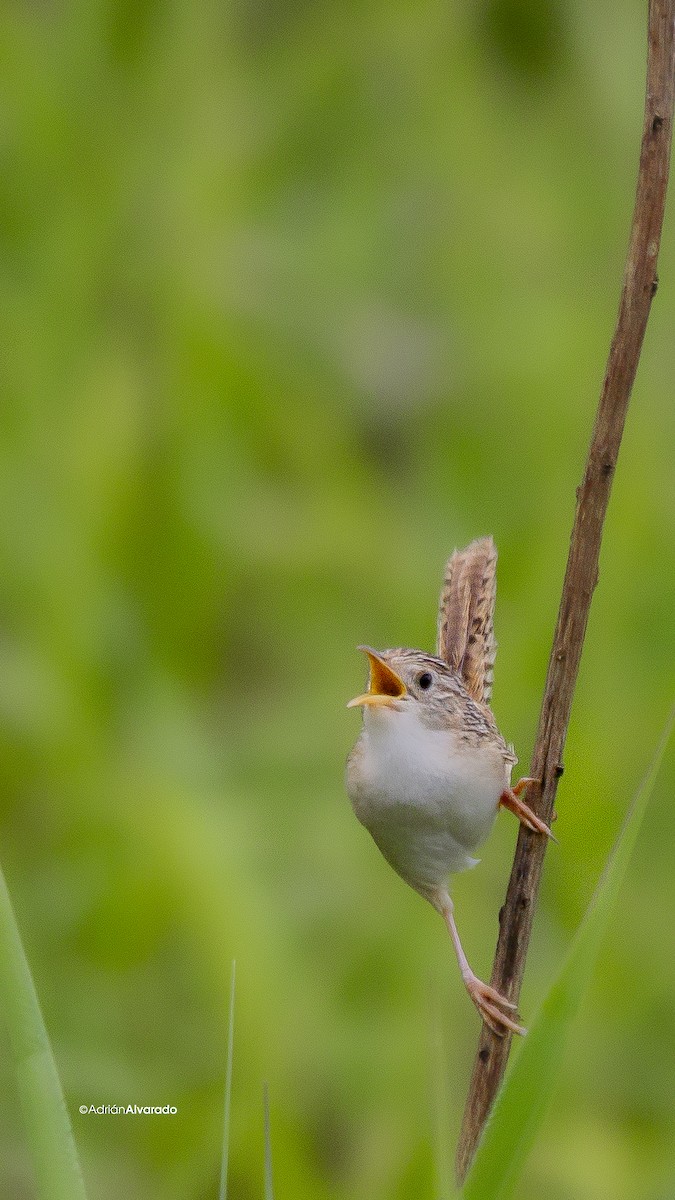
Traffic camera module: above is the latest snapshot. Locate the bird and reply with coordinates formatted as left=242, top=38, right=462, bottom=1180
left=345, top=537, right=553, bottom=1036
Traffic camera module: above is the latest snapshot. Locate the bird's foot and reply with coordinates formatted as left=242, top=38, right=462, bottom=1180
left=464, top=974, right=527, bottom=1037
left=500, top=781, right=558, bottom=843
left=511, top=776, right=538, bottom=799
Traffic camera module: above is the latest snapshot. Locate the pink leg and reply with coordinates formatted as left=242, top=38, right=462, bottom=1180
left=430, top=888, right=526, bottom=1037
left=500, top=778, right=557, bottom=842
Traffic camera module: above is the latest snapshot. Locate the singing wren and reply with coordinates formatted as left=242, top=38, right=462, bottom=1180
left=346, top=537, right=553, bottom=1035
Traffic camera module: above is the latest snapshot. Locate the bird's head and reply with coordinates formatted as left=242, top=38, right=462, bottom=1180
left=347, top=646, right=460, bottom=719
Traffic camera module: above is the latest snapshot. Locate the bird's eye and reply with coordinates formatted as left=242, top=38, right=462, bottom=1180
left=418, top=671, right=433, bottom=691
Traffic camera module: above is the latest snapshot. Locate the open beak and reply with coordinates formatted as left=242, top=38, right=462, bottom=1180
left=347, top=646, right=407, bottom=709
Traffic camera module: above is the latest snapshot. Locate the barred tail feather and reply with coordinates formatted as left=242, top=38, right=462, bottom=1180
left=436, top=537, right=498, bottom=705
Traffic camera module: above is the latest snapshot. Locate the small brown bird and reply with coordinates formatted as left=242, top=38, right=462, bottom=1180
left=346, top=538, right=553, bottom=1035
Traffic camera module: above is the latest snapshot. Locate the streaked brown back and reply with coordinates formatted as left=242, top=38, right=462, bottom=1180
left=436, top=537, right=498, bottom=705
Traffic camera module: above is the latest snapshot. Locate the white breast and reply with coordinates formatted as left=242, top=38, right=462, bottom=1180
left=346, top=704, right=511, bottom=891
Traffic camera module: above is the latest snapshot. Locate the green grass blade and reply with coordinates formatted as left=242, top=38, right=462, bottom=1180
left=219, top=959, right=236, bottom=1200
left=263, top=1081, right=275, bottom=1200
left=0, top=863, right=88, bottom=1200
left=463, top=708, right=674, bottom=1200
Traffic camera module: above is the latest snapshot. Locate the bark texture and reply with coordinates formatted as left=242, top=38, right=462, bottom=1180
left=456, top=1, right=675, bottom=1182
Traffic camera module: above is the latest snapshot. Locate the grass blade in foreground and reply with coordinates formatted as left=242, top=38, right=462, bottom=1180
left=463, top=709, right=674, bottom=1200
left=219, top=959, right=236, bottom=1200
left=0, top=863, right=88, bottom=1200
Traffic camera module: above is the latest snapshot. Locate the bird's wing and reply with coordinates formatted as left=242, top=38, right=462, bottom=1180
left=436, top=536, right=498, bottom=705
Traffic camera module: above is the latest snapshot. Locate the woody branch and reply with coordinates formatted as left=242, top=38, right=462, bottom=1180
left=456, top=0, right=675, bottom=1182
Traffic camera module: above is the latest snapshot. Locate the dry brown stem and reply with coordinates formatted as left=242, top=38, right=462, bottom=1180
left=456, top=0, right=675, bottom=1183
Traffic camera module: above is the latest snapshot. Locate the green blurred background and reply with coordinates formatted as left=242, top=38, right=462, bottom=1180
left=1, top=0, right=674, bottom=1197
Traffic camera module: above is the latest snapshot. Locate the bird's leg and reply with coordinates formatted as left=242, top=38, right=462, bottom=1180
left=499, top=778, right=557, bottom=842
left=430, top=888, right=526, bottom=1037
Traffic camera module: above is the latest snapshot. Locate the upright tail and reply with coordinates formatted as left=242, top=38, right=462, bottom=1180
left=436, top=536, right=498, bottom=705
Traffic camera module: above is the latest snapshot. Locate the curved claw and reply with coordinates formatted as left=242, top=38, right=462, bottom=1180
left=500, top=783, right=558, bottom=844
left=464, top=975, right=527, bottom=1038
